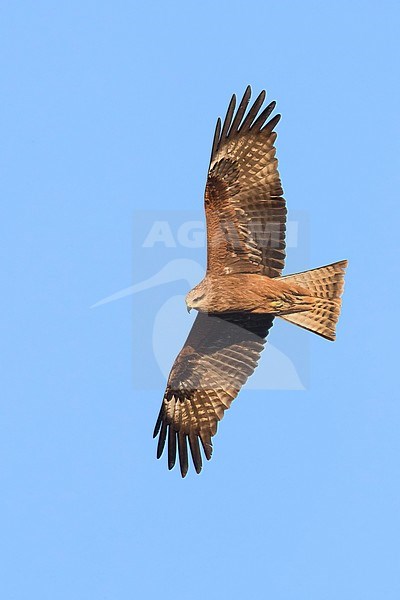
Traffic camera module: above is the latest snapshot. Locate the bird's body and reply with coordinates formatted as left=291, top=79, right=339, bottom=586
left=153, top=87, right=348, bottom=477
left=187, top=272, right=315, bottom=315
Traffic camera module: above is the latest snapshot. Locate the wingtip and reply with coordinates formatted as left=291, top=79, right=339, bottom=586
left=238, top=88, right=268, bottom=133
left=220, top=93, right=237, bottom=139
left=200, top=436, right=213, bottom=461
left=263, top=113, right=281, bottom=134
left=153, top=405, right=164, bottom=438
left=156, top=420, right=167, bottom=458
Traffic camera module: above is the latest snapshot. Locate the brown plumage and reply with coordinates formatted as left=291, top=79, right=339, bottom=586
left=153, top=86, right=348, bottom=477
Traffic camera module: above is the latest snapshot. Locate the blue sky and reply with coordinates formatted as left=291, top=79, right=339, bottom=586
left=1, top=2, right=400, bottom=599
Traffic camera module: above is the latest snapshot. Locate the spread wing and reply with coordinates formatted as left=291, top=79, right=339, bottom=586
left=153, top=312, right=274, bottom=477
left=205, top=86, right=286, bottom=278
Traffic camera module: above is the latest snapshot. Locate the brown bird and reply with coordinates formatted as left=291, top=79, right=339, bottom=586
left=153, top=86, right=347, bottom=477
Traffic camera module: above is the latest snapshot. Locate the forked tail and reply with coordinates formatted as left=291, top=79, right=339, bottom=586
left=279, top=260, right=348, bottom=341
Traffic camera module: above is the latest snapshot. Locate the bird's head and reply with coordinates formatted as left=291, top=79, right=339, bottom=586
left=185, top=283, right=207, bottom=313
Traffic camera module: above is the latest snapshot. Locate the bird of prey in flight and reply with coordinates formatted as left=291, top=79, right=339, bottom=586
left=153, top=86, right=347, bottom=477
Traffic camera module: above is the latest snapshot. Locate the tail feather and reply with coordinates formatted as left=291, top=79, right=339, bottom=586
left=279, top=260, right=348, bottom=341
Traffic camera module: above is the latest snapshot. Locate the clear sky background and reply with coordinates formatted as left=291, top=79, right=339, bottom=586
left=1, top=2, right=400, bottom=599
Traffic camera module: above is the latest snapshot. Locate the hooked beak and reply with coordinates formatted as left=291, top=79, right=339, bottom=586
left=187, top=305, right=192, bottom=313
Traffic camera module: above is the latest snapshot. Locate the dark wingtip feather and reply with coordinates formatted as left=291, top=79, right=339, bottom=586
left=178, top=433, right=189, bottom=478
left=188, top=434, right=203, bottom=474
left=168, top=426, right=177, bottom=470
left=220, top=93, right=236, bottom=140
left=210, top=117, right=222, bottom=164
left=200, top=433, right=213, bottom=461
left=153, top=405, right=164, bottom=438
left=239, top=89, right=266, bottom=132
left=156, top=420, right=167, bottom=459
left=262, top=113, right=281, bottom=134
left=251, top=100, right=276, bottom=131
left=226, top=85, right=252, bottom=137
left=242, top=84, right=252, bottom=104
